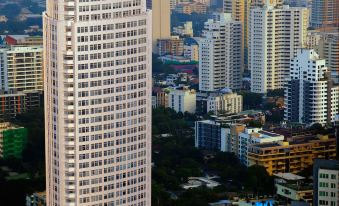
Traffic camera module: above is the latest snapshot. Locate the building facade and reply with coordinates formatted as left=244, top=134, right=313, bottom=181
left=0, top=90, right=42, bottom=119
left=184, top=43, right=199, bottom=61
left=152, top=0, right=171, bottom=52
left=43, top=0, right=152, bottom=205
left=157, top=38, right=184, bottom=56
left=0, top=46, right=43, bottom=92
left=205, top=90, right=243, bottom=115
left=168, top=87, right=196, bottom=113
left=199, top=13, right=242, bottom=92
left=249, top=5, right=309, bottom=93
left=195, top=120, right=222, bottom=150
left=238, top=128, right=284, bottom=166
left=248, top=135, right=336, bottom=175
left=311, top=0, right=339, bottom=29
left=0, top=122, right=27, bottom=159
left=313, top=159, right=339, bottom=206
left=284, top=49, right=339, bottom=126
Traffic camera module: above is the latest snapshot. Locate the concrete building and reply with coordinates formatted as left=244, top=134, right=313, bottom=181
left=175, top=2, right=208, bottom=14
left=311, top=0, right=339, bottom=30
left=223, top=0, right=285, bottom=68
left=199, top=13, right=242, bottom=91
left=0, top=46, right=43, bottom=92
left=249, top=5, right=309, bottom=93
left=284, top=49, right=339, bottom=126
left=0, top=122, right=27, bottom=159
left=238, top=128, right=284, bottom=166
left=206, top=90, right=243, bottom=115
left=248, top=135, right=336, bottom=175
left=26, top=191, right=46, bottom=206
left=195, top=120, right=223, bottom=150
left=43, top=0, right=152, bottom=205
left=152, top=87, right=169, bottom=108
left=168, top=87, right=196, bottom=113
left=157, top=37, right=184, bottom=56
left=173, top=21, right=194, bottom=37
left=317, top=32, right=339, bottom=84
left=274, top=173, right=313, bottom=205
left=184, top=43, right=199, bottom=61
left=221, top=123, right=246, bottom=154
left=152, top=0, right=171, bottom=52
left=0, top=90, right=42, bottom=119
left=313, top=159, right=339, bottom=206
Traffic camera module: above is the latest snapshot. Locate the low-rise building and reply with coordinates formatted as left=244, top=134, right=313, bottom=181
left=238, top=128, right=284, bottom=166
left=0, top=90, right=42, bottom=119
left=275, top=173, right=313, bottom=205
left=248, top=135, right=337, bottom=175
left=26, top=191, right=46, bottom=206
left=313, top=159, right=339, bottom=206
left=157, top=37, right=184, bottom=56
left=168, top=87, right=196, bottom=113
left=0, top=122, right=27, bottom=159
left=181, top=177, right=220, bottom=190
left=206, top=90, right=243, bottom=115
left=195, top=120, right=222, bottom=150
left=173, top=21, right=194, bottom=37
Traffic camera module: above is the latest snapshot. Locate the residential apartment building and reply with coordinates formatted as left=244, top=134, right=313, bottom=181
left=168, top=87, right=196, bottom=113
left=205, top=90, right=243, bottom=115
left=152, top=87, right=169, bottom=108
left=249, top=5, right=309, bottom=93
left=152, top=0, right=171, bottom=52
left=223, top=0, right=285, bottom=68
left=0, top=46, right=43, bottom=92
left=0, top=90, right=42, bottom=119
left=313, top=159, right=339, bottom=206
left=275, top=173, right=313, bottom=205
left=43, top=0, right=152, bottom=205
left=248, top=135, right=336, bottom=175
left=184, top=43, right=199, bottom=61
left=317, top=32, right=339, bottom=84
left=0, top=122, right=27, bottom=159
left=157, top=37, right=184, bottom=56
left=199, top=13, right=242, bottom=91
left=173, top=21, right=194, bottom=37
left=284, top=49, right=339, bottom=126
left=238, top=128, right=284, bottom=166
left=195, top=120, right=222, bottom=150
left=221, top=123, right=246, bottom=154
left=311, top=0, right=339, bottom=30
left=175, top=2, right=208, bottom=14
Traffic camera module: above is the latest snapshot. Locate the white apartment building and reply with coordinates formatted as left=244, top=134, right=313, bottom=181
left=0, top=46, right=43, bottom=92
left=43, top=0, right=152, bottom=205
left=249, top=5, right=309, bottom=93
left=206, top=90, right=243, bottom=115
left=199, top=13, right=242, bottom=92
left=168, top=87, right=196, bottom=113
left=284, top=49, right=339, bottom=126
left=238, top=128, right=284, bottom=166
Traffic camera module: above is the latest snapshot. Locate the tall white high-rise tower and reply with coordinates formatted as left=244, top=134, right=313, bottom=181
left=43, top=0, right=152, bottom=205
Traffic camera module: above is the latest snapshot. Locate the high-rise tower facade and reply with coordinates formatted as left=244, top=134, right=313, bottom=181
left=43, top=0, right=152, bottom=205
left=199, top=13, right=242, bottom=92
left=249, top=5, right=309, bottom=93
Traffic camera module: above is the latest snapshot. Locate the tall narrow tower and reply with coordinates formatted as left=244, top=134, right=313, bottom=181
left=43, top=0, right=152, bottom=205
